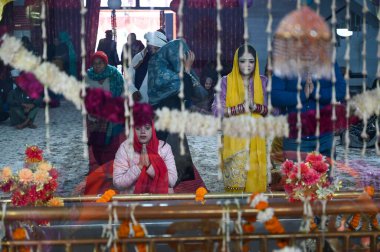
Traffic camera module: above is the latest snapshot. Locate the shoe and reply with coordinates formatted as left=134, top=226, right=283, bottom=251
left=28, top=123, right=37, bottom=129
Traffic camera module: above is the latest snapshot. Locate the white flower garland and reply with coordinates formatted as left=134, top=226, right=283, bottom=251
left=257, top=207, right=274, bottom=222
left=247, top=193, right=268, bottom=208
left=0, top=36, right=82, bottom=108
left=349, top=87, right=380, bottom=119
left=155, top=108, right=289, bottom=138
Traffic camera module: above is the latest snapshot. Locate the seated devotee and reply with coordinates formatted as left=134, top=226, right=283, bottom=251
left=190, top=63, right=217, bottom=114
left=127, top=30, right=168, bottom=103
left=113, top=103, right=178, bottom=194
left=7, top=70, right=40, bottom=129
left=212, top=44, right=268, bottom=193
left=271, top=63, right=346, bottom=160
left=85, top=51, right=125, bottom=170
left=97, top=30, right=119, bottom=67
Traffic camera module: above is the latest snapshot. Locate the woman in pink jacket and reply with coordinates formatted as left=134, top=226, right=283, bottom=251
left=113, top=103, right=178, bottom=194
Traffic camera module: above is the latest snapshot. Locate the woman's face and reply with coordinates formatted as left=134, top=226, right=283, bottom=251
left=135, top=123, right=153, bottom=144
left=204, top=77, right=213, bottom=90
left=238, top=52, right=255, bottom=77
left=93, top=57, right=106, bottom=74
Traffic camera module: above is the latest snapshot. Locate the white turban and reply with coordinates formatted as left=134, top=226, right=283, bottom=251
left=144, top=31, right=167, bottom=48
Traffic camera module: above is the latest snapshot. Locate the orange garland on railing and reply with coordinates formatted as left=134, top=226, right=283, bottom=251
left=111, top=220, right=147, bottom=252
left=243, top=193, right=289, bottom=249
left=11, top=227, right=30, bottom=252
left=96, top=189, right=116, bottom=203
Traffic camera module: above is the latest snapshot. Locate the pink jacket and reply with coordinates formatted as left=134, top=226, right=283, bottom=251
left=113, top=140, right=178, bottom=194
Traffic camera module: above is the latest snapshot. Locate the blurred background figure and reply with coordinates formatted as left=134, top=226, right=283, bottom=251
left=97, top=30, right=119, bottom=67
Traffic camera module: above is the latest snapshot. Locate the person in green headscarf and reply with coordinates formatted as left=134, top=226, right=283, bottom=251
left=58, top=31, right=77, bottom=77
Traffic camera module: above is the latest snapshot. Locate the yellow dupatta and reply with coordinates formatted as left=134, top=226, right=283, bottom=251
left=222, top=48, right=267, bottom=193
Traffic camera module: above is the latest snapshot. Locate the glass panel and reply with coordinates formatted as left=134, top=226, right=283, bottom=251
left=139, top=0, right=172, bottom=7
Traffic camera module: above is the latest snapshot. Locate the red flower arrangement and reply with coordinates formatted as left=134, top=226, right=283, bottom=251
left=281, top=152, right=340, bottom=202
left=0, top=146, right=60, bottom=208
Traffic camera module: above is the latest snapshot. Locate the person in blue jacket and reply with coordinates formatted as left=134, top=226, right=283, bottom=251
left=271, top=63, right=346, bottom=159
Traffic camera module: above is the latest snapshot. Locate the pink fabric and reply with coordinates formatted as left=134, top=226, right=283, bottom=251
left=113, top=140, right=178, bottom=194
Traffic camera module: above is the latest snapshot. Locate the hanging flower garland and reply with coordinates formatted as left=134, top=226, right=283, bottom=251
left=0, top=36, right=82, bottom=108
left=336, top=186, right=379, bottom=232
left=243, top=193, right=289, bottom=250
left=349, top=88, right=380, bottom=120
left=155, top=108, right=289, bottom=138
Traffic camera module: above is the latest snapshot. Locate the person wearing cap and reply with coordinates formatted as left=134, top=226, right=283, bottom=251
left=97, top=30, right=119, bottom=67
left=126, top=30, right=168, bottom=103
left=7, top=69, right=41, bottom=129
left=85, top=51, right=125, bottom=169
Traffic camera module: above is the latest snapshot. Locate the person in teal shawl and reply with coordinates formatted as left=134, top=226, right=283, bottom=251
left=147, top=36, right=208, bottom=185
left=58, top=32, right=77, bottom=78
left=85, top=51, right=125, bottom=170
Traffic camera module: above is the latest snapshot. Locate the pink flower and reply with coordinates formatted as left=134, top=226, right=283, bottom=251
left=15, top=73, right=44, bottom=99
left=1, top=166, right=12, bottom=181
left=33, top=170, right=50, bottom=185
left=37, top=162, right=52, bottom=172
left=312, top=161, right=329, bottom=174
left=18, top=168, right=33, bottom=184
left=281, top=160, right=295, bottom=175
left=306, top=152, right=323, bottom=163
left=302, top=168, right=320, bottom=186
left=49, top=169, right=58, bottom=179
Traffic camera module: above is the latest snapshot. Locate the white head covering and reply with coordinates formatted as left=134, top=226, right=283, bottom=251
left=11, top=69, right=20, bottom=77
left=144, top=31, right=167, bottom=48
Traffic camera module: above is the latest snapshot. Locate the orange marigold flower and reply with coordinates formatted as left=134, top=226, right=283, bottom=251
left=350, top=213, right=361, bottom=229
left=364, top=186, right=375, bottom=198
left=96, top=189, right=117, bottom=203
left=195, top=187, right=207, bottom=204
left=13, top=228, right=27, bottom=240
left=255, top=201, right=269, bottom=211
left=118, top=221, right=130, bottom=238
left=248, top=193, right=258, bottom=204
left=136, top=243, right=146, bottom=252
left=133, top=224, right=145, bottom=238
left=47, top=197, right=64, bottom=207
left=110, top=245, right=121, bottom=252
left=277, top=238, right=289, bottom=248
left=242, top=223, right=254, bottom=233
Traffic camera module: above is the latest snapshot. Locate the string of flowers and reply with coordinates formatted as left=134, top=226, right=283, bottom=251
left=155, top=107, right=289, bottom=138
left=0, top=36, right=82, bottom=108
left=243, top=193, right=289, bottom=250
left=341, top=186, right=379, bottom=232
left=11, top=227, right=30, bottom=252
left=96, top=189, right=117, bottom=203
left=349, top=88, right=380, bottom=120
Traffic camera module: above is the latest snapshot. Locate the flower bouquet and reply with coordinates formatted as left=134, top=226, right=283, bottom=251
left=281, top=152, right=341, bottom=202
left=0, top=146, right=60, bottom=207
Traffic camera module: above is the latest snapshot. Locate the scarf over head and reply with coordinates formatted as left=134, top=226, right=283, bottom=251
left=87, top=51, right=123, bottom=97
left=223, top=44, right=267, bottom=193
left=58, top=31, right=77, bottom=77
left=133, top=103, right=169, bottom=194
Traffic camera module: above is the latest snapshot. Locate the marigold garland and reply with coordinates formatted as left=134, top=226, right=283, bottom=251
left=246, top=193, right=289, bottom=249
left=195, top=187, right=207, bottom=204
left=345, top=186, right=379, bottom=231
left=47, top=197, right=64, bottom=207
left=96, top=189, right=116, bottom=203
left=12, top=227, right=30, bottom=252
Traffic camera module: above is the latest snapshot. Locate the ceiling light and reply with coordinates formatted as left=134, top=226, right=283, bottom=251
left=336, top=28, right=353, bottom=37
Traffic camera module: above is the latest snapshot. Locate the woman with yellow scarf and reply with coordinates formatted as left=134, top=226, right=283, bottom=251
left=212, top=44, right=268, bottom=193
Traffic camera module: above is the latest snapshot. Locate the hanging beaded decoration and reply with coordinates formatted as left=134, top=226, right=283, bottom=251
left=40, top=0, right=50, bottom=154
left=361, top=0, right=369, bottom=156
left=344, top=0, right=352, bottom=165
left=215, top=0, right=224, bottom=180
left=80, top=0, right=88, bottom=159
